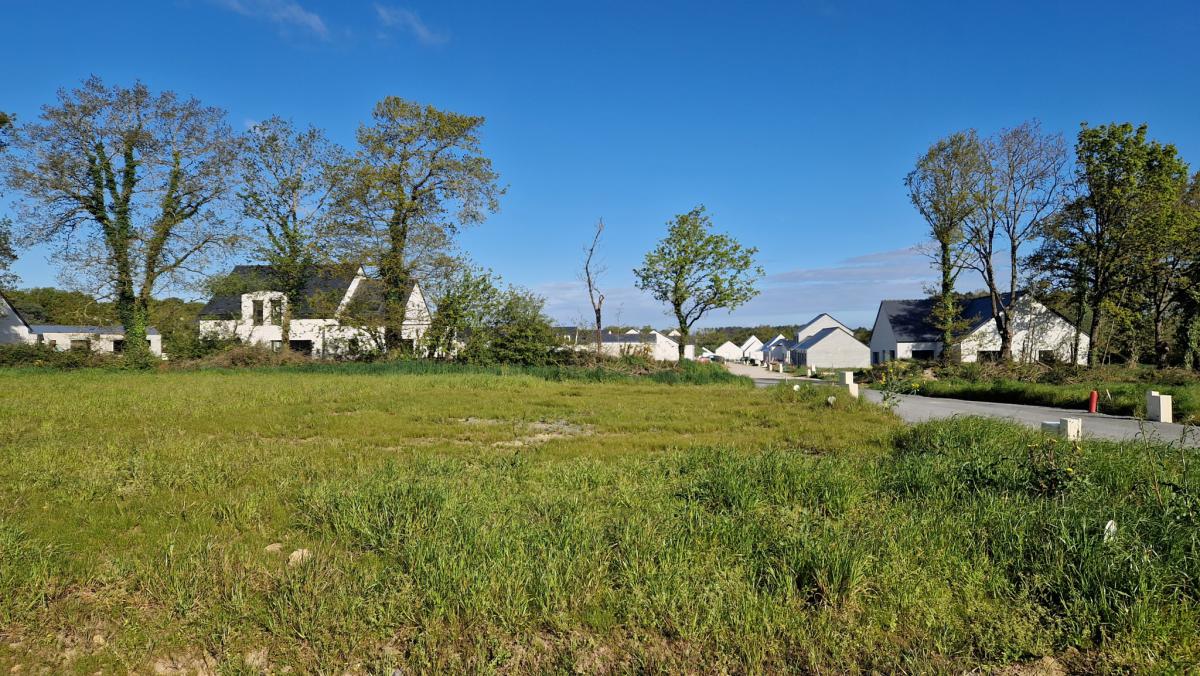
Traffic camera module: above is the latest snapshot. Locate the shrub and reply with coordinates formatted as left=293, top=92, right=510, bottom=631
left=0, top=343, right=124, bottom=369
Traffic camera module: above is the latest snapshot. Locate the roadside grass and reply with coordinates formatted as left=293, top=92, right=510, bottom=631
left=1, top=370, right=1197, bottom=671
left=914, top=378, right=1200, bottom=423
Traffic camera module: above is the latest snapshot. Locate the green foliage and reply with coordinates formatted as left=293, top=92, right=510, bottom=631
left=1, top=77, right=239, bottom=358
left=340, top=96, right=503, bottom=349
left=633, top=206, right=762, bottom=355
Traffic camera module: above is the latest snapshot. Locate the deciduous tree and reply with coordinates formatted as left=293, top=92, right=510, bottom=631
left=1, top=78, right=239, bottom=359
left=238, top=116, right=347, bottom=344
left=962, top=121, right=1067, bottom=360
left=581, top=218, right=606, bottom=359
left=633, top=206, right=762, bottom=360
left=906, top=130, right=988, bottom=361
left=338, top=97, right=503, bottom=351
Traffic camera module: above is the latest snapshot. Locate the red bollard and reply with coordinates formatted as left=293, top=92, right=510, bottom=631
left=1088, top=390, right=1099, bottom=414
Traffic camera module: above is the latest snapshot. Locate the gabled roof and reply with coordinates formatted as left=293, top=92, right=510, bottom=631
left=877, top=293, right=1025, bottom=343
left=32, top=325, right=160, bottom=336
left=199, top=265, right=398, bottom=320
left=796, top=326, right=844, bottom=350
left=0, top=290, right=32, bottom=331
left=795, top=313, right=850, bottom=339
left=739, top=334, right=762, bottom=351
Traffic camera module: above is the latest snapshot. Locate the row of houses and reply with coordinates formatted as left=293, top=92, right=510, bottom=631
left=1, top=262, right=1089, bottom=366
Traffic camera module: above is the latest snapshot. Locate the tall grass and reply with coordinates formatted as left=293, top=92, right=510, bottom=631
left=1, top=372, right=1197, bottom=671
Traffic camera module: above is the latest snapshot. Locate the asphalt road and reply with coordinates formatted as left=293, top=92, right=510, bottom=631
left=725, top=362, right=1199, bottom=446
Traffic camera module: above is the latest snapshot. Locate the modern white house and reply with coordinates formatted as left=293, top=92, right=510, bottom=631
left=558, top=326, right=681, bottom=362
left=0, top=291, right=164, bottom=356
left=198, top=265, right=430, bottom=357
left=796, top=313, right=852, bottom=342
left=714, top=340, right=743, bottom=361
left=739, top=335, right=763, bottom=363
left=790, top=327, right=870, bottom=369
left=869, top=294, right=1089, bottom=365
left=598, top=330, right=680, bottom=361
left=759, top=334, right=790, bottom=364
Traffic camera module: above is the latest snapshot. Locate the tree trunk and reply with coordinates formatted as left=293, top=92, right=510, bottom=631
left=382, top=210, right=411, bottom=353
left=592, top=305, right=603, bottom=362
left=938, top=240, right=956, bottom=364
left=1086, top=306, right=1102, bottom=367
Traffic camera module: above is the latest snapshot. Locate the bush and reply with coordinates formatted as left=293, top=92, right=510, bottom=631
left=185, top=344, right=314, bottom=369
left=0, top=343, right=125, bottom=369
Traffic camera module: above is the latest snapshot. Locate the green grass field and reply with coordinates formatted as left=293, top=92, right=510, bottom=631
left=1, top=368, right=1198, bottom=672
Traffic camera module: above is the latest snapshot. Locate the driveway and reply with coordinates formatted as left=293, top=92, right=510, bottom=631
left=726, top=363, right=1198, bottom=446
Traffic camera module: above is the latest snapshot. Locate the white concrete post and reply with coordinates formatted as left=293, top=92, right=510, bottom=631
left=1060, top=417, right=1082, bottom=441
left=845, top=383, right=860, bottom=399
left=1041, top=418, right=1081, bottom=440
left=838, top=371, right=854, bottom=386
left=1146, top=391, right=1173, bottom=424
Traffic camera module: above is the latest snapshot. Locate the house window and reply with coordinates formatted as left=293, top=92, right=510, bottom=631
left=113, top=339, right=126, bottom=353
left=270, top=300, right=282, bottom=325
left=289, top=339, right=314, bottom=355
left=252, top=300, right=265, bottom=326
left=69, top=339, right=90, bottom=351
left=1038, top=350, right=1059, bottom=365
left=889, top=350, right=896, bottom=361
left=911, top=349, right=935, bottom=361
left=270, top=340, right=282, bottom=352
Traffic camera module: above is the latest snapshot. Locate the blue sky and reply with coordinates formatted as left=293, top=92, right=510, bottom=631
left=3, top=1, right=1198, bottom=328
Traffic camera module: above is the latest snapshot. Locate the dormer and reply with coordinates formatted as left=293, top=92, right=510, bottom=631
left=241, top=291, right=287, bottom=326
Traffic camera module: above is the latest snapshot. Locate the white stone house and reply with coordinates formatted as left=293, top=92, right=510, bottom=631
left=869, top=293, right=1089, bottom=365
left=790, top=327, right=870, bottom=369
left=0, top=291, right=164, bottom=356
left=198, top=265, right=430, bottom=357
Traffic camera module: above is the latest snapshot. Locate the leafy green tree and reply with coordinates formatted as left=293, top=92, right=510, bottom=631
left=422, top=265, right=499, bottom=358
left=482, top=288, right=558, bottom=366
left=1033, top=123, right=1188, bottom=365
left=339, top=97, right=503, bottom=352
left=633, top=206, right=762, bottom=360
left=1, top=78, right=239, bottom=360
left=0, top=111, right=14, bottom=287
left=238, top=116, right=347, bottom=345
left=905, top=130, right=988, bottom=362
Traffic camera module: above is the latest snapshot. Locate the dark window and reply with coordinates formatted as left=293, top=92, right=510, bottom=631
left=252, top=300, right=265, bottom=326
left=113, top=339, right=126, bottom=353
left=69, top=339, right=90, bottom=351
left=889, top=350, right=896, bottom=361
left=270, top=300, right=282, bottom=325
left=911, top=349, right=935, bottom=361
left=289, top=339, right=314, bottom=356
left=1038, top=350, right=1058, bottom=364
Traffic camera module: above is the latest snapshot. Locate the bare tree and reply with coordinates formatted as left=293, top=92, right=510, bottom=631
left=581, top=218, right=606, bottom=358
left=962, top=121, right=1067, bottom=360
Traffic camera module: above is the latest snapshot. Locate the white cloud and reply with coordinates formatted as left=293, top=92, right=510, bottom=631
left=213, top=0, right=328, bottom=38
left=374, top=4, right=447, bottom=45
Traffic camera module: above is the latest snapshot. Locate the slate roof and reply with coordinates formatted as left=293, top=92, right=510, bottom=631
left=32, top=325, right=160, bottom=335
left=0, top=290, right=32, bottom=330
left=878, top=293, right=1017, bottom=343
left=198, top=265, right=408, bottom=320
